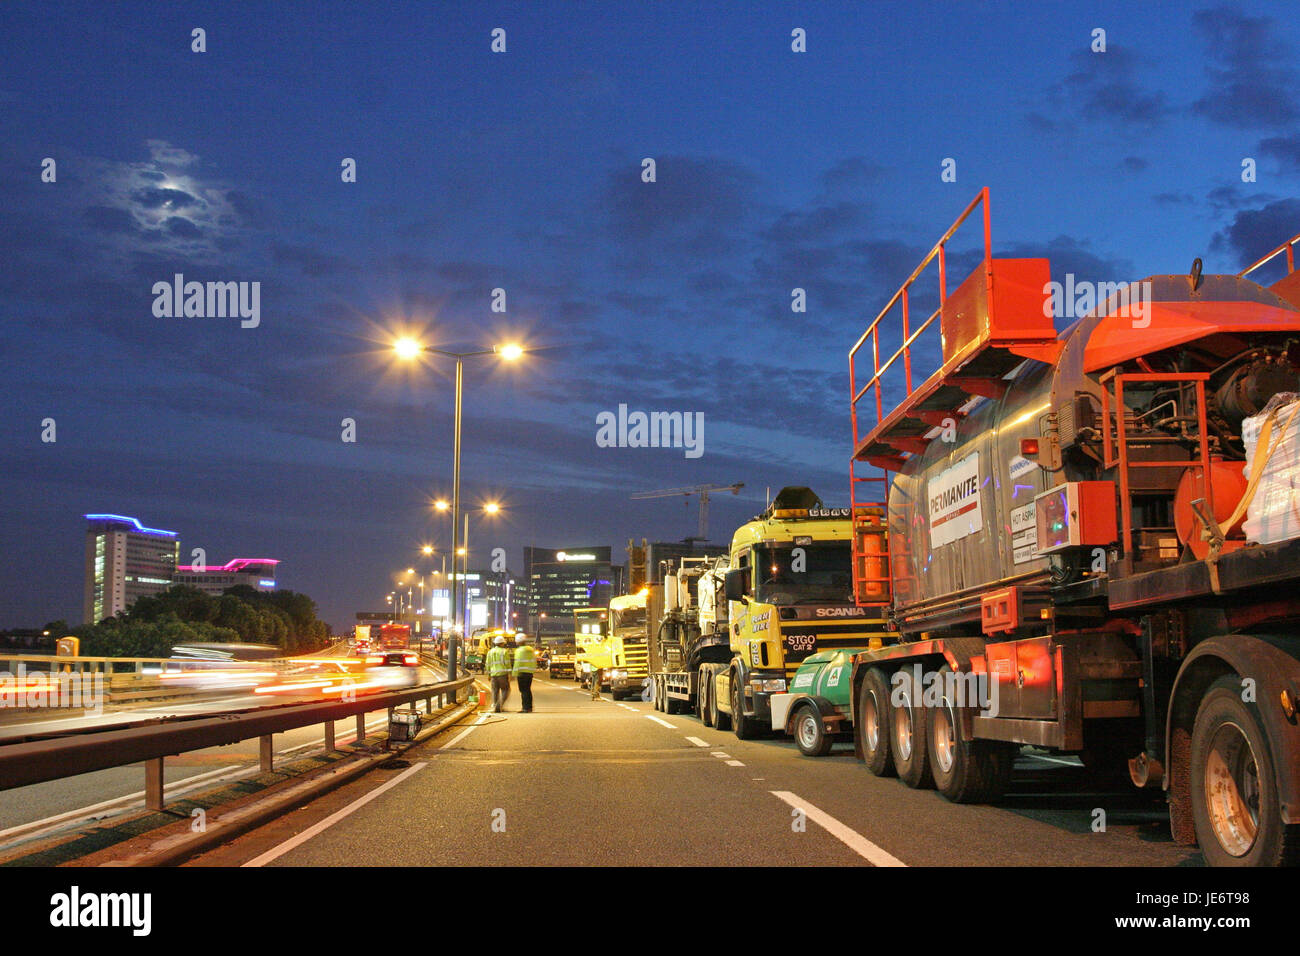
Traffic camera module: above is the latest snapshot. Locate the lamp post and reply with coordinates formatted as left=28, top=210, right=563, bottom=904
left=393, top=338, right=526, bottom=680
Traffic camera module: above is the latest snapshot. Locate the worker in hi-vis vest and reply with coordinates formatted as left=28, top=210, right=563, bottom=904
left=512, top=633, right=537, bottom=713
left=486, top=634, right=512, bottom=713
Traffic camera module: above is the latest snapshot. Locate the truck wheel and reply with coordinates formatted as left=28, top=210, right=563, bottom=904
left=794, top=704, right=833, bottom=757
left=891, top=667, right=934, bottom=789
left=858, top=667, right=896, bottom=777
left=699, top=669, right=714, bottom=727
left=731, top=673, right=761, bottom=740
left=711, top=671, right=732, bottom=731
left=926, top=666, right=1012, bottom=803
left=1190, top=675, right=1300, bottom=867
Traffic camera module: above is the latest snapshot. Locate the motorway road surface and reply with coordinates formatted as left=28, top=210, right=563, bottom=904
left=189, top=671, right=1203, bottom=867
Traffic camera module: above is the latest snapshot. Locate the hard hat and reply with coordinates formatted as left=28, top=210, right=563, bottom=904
left=514, top=633, right=528, bottom=643
left=493, top=635, right=505, bottom=645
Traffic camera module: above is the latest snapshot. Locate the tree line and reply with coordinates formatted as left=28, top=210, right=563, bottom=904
left=65, top=585, right=334, bottom=658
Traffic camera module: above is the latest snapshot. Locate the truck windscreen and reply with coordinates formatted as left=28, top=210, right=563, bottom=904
left=754, top=543, right=853, bottom=605
left=613, top=607, right=646, bottom=630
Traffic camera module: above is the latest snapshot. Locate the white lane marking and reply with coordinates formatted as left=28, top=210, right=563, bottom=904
left=725, top=760, right=745, bottom=767
left=644, top=715, right=676, bottom=729
left=711, top=751, right=732, bottom=759
left=618, top=703, right=637, bottom=711
left=768, top=791, right=907, bottom=867
left=440, top=714, right=488, bottom=750
left=1022, top=754, right=1081, bottom=767
left=685, top=736, right=709, bottom=747
left=243, top=762, right=427, bottom=867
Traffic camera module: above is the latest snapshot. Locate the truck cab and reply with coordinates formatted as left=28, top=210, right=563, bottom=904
left=573, top=607, right=612, bottom=689
left=709, top=487, right=893, bottom=738
left=607, top=589, right=651, bottom=700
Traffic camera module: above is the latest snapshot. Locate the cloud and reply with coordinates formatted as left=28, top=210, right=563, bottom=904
left=146, top=139, right=199, bottom=166
left=1259, top=135, right=1300, bottom=174
left=271, top=242, right=356, bottom=277
left=1121, top=156, right=1149, bottom=173
left=1191, top=6, right=1298, bottom=129
left=1210, top=198, right=1300, bottom=268
left=1042, top=48, right=1172, bottom=130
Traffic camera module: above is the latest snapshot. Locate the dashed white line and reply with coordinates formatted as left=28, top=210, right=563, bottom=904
left=644, top=715, right=676, bottom=729
left=1023, top=754, right=1081, bottom=767
left=768, top=790, right=907, bottom=867
left=618, top=703, right=637, bottom=711
left=243, top=761, right=427, bottom=867
left=710, top=751, right=732, bottom=759
left=684, top=736, right=709, bottom=747
left=725, top=759, right=745, bottom=767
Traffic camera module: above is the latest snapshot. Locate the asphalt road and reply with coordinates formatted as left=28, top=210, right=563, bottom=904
left=189, top=671, right=1203, bottom=867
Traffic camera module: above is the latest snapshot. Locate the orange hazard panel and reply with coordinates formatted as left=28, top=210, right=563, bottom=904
left=1083, top=300, right=1300, bottom=373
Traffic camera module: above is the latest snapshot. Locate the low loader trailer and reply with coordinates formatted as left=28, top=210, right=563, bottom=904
left=846, top=187, right=1300, bottom=866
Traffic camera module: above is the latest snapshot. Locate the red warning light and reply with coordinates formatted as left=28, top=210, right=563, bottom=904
left=1020, top=438, right=1040, bottom=456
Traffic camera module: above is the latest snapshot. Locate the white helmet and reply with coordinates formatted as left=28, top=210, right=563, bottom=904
left=514, top=633, right=529, bottom=643
left=492, top=635, right=505, bottom=645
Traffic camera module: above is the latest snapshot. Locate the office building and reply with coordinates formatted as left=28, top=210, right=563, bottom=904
left=83, top=514, right=181, bottom=623
left=172, top=558, right=279, bottom=596
left=522, top=546, right=621, bottom=638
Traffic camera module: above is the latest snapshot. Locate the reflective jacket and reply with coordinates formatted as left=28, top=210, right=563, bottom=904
left=486, top=646, right=511, bottom=677
left=512, top=644, right=537, bottom=675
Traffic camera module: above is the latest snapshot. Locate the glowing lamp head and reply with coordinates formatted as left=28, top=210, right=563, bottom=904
left=434, top=500, right=449, bottom=512
left=393, top=337, right=423, bottom=360
left=484, top=502, right=501, bottom=514
left=422, top=545, right=434, bottom=555
left=499, top=343, right=524, bottom=361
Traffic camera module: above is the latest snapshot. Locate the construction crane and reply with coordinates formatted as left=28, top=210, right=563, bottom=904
left=630, top=483, right=744, bottom=541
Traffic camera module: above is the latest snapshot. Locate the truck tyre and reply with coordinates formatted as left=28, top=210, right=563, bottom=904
left=699, top=668, right=714, bottom=727
left=891, top=666, right=934, bottom=789
left=926, top=665, right=1013, bottom=803
left=653, top=679, right=663, bottom=711
left=858, top=667, right=896, bottom=777
left=731, top=672, right=761, bottom=740
left=711, top=670, right=732, bottom=732
left=794, top=704, right=833, bottom=757
left=1190, top=675, right=1300, bottom=867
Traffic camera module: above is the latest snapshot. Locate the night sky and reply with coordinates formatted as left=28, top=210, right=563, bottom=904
left=2, top=1, right=1298, bottom=631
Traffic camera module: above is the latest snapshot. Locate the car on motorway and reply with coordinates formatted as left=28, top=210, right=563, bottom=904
left=367, top=651, right=419, bottom=667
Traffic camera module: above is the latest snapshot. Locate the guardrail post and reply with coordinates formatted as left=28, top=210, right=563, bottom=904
left=324, top=720, right=335, bottom=751
left=145, top=758, right=164, bottom=810
left=259, top=735, right=273, bottom=772
left=356, top=712, right=366, bottom=744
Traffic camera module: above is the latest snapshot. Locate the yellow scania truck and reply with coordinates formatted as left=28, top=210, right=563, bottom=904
left=607, top=589, right=654, bottom=700
left=689, top=486, right=892, bottom=738
left=574, top=606, right=612, bottom=691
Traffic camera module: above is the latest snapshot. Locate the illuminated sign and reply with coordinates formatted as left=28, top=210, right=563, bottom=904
left=556, top=552, right=597, bottom=562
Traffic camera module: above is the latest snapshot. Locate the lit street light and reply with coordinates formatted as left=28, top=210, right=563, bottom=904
left=392, top=337, right=529, bottom=679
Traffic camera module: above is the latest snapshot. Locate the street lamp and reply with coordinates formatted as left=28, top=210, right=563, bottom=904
left=392, top=338, right=528, bottom=679
left=457, top=502, right=503, bottom=637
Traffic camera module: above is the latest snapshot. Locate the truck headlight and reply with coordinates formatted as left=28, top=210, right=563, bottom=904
left=752, top=678, right=786, bottom=693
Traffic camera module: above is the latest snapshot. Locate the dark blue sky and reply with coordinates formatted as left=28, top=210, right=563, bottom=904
left=2, top=1, right=1298, bottom=630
